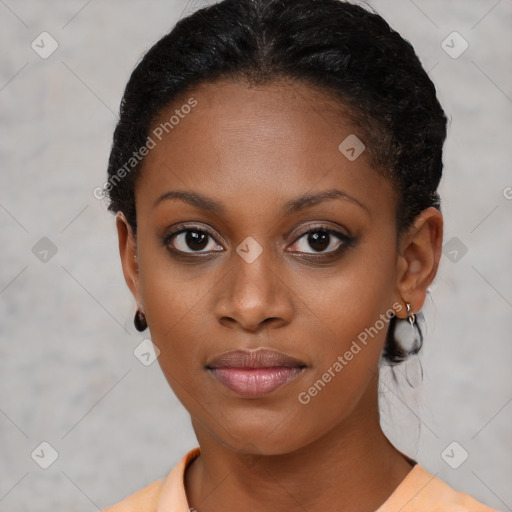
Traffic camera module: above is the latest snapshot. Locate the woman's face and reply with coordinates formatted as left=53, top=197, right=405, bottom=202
left=117, top=78, right=438, bottom=455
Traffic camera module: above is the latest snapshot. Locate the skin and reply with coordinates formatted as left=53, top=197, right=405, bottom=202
left=116, top=77, right=443, bottom=512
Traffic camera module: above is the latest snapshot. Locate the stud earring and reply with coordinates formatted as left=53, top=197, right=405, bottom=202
left=134, top=309, right=147, bottom=332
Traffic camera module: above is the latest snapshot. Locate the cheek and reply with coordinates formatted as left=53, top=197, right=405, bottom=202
left=141, top=270, right=206, bottom=366
left=288, top=243, right=397, bottom=419
left=136, top=244, right=204, bottom=367
left=301, top=236, right=397, bottom=345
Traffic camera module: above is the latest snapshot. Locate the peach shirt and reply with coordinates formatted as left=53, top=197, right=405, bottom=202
left=102, top=447, right=500, bottom=512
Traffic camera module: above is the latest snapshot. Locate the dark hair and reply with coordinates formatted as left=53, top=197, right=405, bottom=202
left=105, top=0, right=447, bottom=365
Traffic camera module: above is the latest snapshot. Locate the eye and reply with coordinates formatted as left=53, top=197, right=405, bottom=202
left=163, top=223, right=354, bottom=257
left=164, top=224, right=223, bottom=254
left=288, top=226, right=353, bottom=255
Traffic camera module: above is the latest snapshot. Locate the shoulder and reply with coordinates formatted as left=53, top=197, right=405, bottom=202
left=101, top=447, right=201, bottom=512
left=101, top=478, right=164, bottom=512
left=378, top=464, right=500, bottom=512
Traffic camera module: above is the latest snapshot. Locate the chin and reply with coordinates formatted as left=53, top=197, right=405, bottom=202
left=204, top=412, right=320, bottom=457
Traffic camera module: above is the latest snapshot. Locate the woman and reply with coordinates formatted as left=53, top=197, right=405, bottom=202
left=101, top=0, right=499, bottom=510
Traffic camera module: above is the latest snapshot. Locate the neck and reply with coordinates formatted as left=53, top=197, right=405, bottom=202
left=185, top=374, right=415, bottom=512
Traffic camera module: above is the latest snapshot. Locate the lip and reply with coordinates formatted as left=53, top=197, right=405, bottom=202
left=206, top=348, right=307, bottom=369
left=206, top=348, right=307, bottom=398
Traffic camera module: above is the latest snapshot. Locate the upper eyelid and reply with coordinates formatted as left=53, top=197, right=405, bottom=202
left=166, top=223, right=221, bottom=242
left=291, top=224, right=350, bottom=238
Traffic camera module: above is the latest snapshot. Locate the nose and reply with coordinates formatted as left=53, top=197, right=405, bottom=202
left=213, top=243, right=294, bottom=332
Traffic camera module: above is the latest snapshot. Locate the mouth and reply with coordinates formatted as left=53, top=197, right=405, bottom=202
left=205, top=348, right=307, bottom=398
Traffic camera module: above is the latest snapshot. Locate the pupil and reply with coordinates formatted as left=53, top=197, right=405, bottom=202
left=308, top=231, right=329, bottom=252
left=186, top=231, right=208, bottom=251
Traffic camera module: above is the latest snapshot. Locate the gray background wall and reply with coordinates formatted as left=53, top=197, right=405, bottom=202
left=1, top=1, right=511, bottom=510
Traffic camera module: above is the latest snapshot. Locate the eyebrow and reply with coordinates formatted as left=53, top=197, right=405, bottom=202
left=153, top=188, right=369, bottom=215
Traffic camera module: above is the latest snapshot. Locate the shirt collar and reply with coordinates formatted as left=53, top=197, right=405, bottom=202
left=157, top=446, right=201, bottom=512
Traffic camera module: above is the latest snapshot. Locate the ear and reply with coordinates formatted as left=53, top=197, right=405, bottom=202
left=394, top=207, right=443, bottom=319
left=116, top=211, right=143, bottom=308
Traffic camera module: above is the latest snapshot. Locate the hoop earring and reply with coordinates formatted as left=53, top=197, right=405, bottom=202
left=134, top=309, right=147, bottom=332
left=393, top=301, right=423, bottom=356
left=406, top=302, right=416, bottom=326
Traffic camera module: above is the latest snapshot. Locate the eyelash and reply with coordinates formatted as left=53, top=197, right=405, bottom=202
left=162, top=223, right=355, bottom=259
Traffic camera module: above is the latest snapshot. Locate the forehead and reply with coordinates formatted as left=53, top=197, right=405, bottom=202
left=135, top=78, right=395, bottom=223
